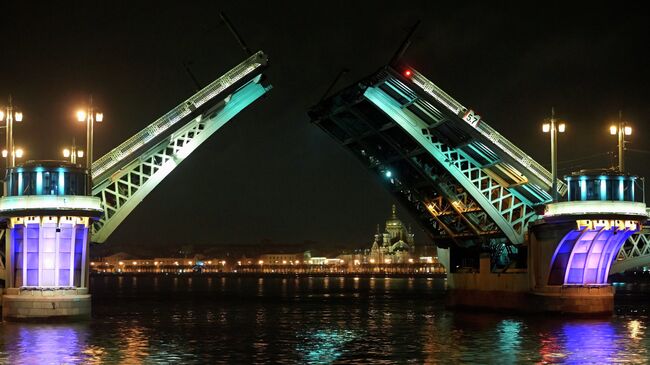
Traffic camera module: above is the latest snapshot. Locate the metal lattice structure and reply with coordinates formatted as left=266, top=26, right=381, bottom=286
left=612, top=228, right=650, bottom=273
left=311, top=66, right=564, bottom=248
left=90, top=52, right=271, bottom=242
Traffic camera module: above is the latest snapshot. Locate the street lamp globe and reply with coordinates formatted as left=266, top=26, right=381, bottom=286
left=76, top=110, right=87, bottom=122
left=609, top=125, right=617, bottom=135
left=625, top=126, right=632, bottom=136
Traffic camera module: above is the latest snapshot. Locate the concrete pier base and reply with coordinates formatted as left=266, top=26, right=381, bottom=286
left=529, top=286, right=614, bottom=315
left=2, top=288, right=91, bottom=321
left=445, top=254, right=616, bottom=316
left=446, top=286, right=614, bottom=315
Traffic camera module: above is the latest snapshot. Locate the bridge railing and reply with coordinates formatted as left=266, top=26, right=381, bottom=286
left=408, top=69, right=566, bottom=194
left=91, top=51, right=268, bottom=181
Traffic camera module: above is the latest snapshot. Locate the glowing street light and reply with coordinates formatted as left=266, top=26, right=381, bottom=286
left=610, top=125, right=618, bottom=135
left=62, top=137, right=85, bottom=164
left=609, top=111, right=632, bottom=172
left=542, top=108, right=566, bottom=202
left=76, top=96, right=104, bottom=174
left=1, top=96, right=26, bottom=168
left=76, top=110, right=86, bottom=122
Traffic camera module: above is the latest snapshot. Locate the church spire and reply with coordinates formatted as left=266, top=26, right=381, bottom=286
left=391, top=204, right=397, bottom=219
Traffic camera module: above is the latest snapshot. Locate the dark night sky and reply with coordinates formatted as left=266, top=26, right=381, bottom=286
left=1, top=2, right=649, bottom=250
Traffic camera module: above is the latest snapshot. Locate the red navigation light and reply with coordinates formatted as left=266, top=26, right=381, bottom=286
left=404, top=69, right=412, bottom=77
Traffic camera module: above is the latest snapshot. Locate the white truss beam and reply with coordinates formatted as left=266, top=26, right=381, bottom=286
left=365, top=86, right=536, bottom=244
left=611, top=230, right=650, bottom=274
left=91, top=51, right=268, bottom=181
left=91, top=80, right=270, bottom=242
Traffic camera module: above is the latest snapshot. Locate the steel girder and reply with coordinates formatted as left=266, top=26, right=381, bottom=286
left=314, top=95, right=508, bottom=247
left=91, top=51, right=269, bottom=182
left=611, top=229, right=650, bottom=274
left=91, top=78, right=271, bottom=242
left=364, top=86, right=537, bottom=244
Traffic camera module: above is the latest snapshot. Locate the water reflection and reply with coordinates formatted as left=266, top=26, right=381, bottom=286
left=561, top=322, right=619, bottom=363
left=497, top=319, right=522, bottom=364
left=117, top=326, right=150, bottom=364
left=2, top=277, right=650, bottom=363
left=2, top=324, right=90, bottom=364
left=628, top=319, right=645, bottom=339
left=297, top=329, right=356, bottom=364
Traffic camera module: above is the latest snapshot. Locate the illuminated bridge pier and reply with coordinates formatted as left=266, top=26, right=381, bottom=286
left=527, top=171, right=647, bottom=313
left=310, top=60, right=648, bottom=315
left=0, top=162, right=102, bottom=320
left=449, top=171, right=647, bottom=314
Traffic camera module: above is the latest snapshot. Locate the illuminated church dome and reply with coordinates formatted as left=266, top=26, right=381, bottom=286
left=386, top=205, right=403, bottom=226
left=368, top=205, right=416, bottom=263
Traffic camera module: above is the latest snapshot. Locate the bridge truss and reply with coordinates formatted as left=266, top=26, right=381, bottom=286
left=310, top=65, right=566, bottom=266
left=90, top=51, right=270, bottom=242
left=612, top=225, right=650, bottom=274
left=311, top=64, right=650, bottom=272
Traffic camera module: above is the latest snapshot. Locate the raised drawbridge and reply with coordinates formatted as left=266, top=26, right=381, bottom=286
left=310, top=63, right=647, bottom=272
left=90, top=51, right=270, bottom=242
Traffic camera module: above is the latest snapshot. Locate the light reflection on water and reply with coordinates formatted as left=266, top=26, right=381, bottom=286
left=0, top=277, right=649, bottom=364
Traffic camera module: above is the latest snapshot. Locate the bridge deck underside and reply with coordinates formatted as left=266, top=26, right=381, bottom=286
left=313, top=90, right=505, bottom=248
left=311, top=68, right=554, bottom=248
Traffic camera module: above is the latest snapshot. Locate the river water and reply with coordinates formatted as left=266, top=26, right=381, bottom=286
left=1, top=276, right=649, bottom=364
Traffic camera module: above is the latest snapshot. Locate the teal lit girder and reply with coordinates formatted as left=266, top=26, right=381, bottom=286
left=90, top=52, right=271, bottom=243
left=310, top=67, right=566, bottom=247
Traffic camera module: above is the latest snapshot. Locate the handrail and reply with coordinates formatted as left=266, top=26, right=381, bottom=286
left=408, top=68, right=565, bottom=193
left=91, top=51, right=268, bottom=180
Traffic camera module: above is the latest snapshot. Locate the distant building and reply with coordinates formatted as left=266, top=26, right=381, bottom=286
left=258, top=252, right=311, bottom=265
left=369, top=205, right=416, bottom=264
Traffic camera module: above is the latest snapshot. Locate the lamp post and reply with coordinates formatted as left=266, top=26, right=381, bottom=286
left=76, top=96, right=103, bottom=181
left=62, top=138, right=84, bottom=164
left=2, top=147, right=24, bottom=160
left=542, top=107, right=566, bottom=202
left=609, top=110, right=632, bottom=173
left=0, top=96, right=24, bottom=169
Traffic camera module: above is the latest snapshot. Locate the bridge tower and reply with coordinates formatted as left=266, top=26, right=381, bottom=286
left=0, top=161, right=102, bottom=320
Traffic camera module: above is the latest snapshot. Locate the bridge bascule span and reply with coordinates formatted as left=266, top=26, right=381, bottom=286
left=310, top=65, right=564, bottom=253
left=90, top=51, right=271, bottom=243
left=310, top=63, right=649, bottom=314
